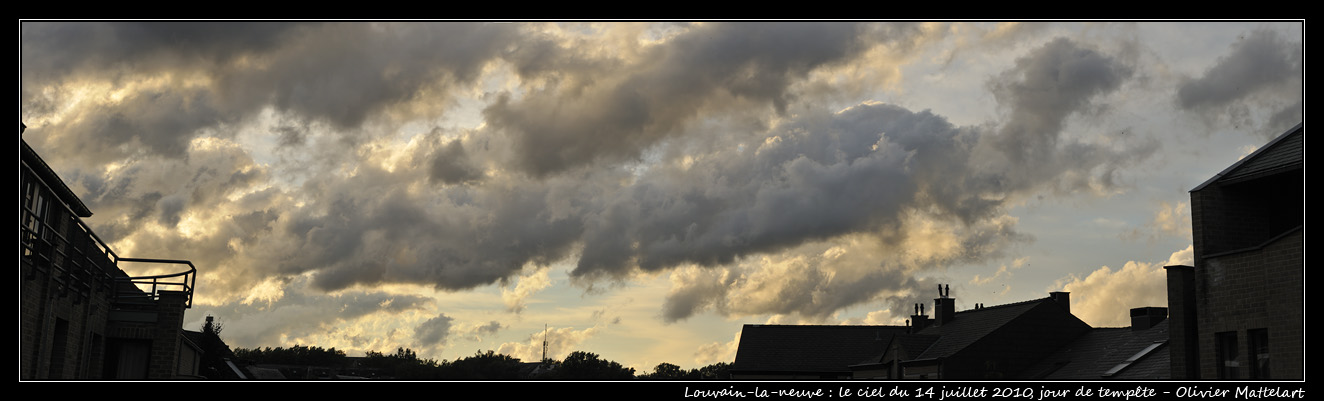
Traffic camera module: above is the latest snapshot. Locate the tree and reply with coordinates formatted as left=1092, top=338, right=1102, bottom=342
left=196, top=315, right=236, bottom=379
left=642, top=362, right=689, bottom=380
left=697, top=362, right=732, bottom=380
left=441, top=350, right=524, bottom=380
left=546, top=351, right=635, bottom=380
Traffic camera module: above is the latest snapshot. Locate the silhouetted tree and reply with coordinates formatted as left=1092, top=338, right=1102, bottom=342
left=196, top=315, right=236, bottom=379
left=697, top=362, right=732, bottom=380
left=361, top=347, right=442, bottom=379
left=641, top=362, right=688, bottom=380
left=545, top=351, right=635, bottom=380
left=440, top=350, right=524, bottom=380
left=233, top=344, right=346, bottom=367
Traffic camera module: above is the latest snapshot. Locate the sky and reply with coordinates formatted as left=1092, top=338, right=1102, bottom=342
left=19, top=21, right=1303, bottom=373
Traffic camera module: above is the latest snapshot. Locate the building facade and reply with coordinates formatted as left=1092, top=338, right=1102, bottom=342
left=1166, top=123, right=1303, bottom=380
left=21, top=130, right=200, bottom=380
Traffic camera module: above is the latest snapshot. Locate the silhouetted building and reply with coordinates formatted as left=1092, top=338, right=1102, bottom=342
left=730, top=324, right=910, bottom=379
left=732, top=288, right=1171, bottom=380
left=860, top=290, right=1091, bottom=380
left=1023, top=307, right=1170, bottom=380
left=21, top=127, right=201, bottom=380
left=1166, top=123, right=1303, bottom=380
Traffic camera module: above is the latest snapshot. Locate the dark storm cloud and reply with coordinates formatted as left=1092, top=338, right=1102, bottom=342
left=1176, top=29, right=1301, bottom=110
left=23, top=23, right=1163, bottom=325
left=415, top=314, right=454, bottom=347
left=21, top=21, right=304, bottom=81
left=429, top=139, right=484, bottom=185
left=273, top=168, right=590, bottom=292
left=1174, top=29, right=1302, bottom=136
left=225, top=23, right=517, bottom=129
left=574, top=104, right=926, bottom=280
left=23, top=22, right=521, bottom=161
left=484, top=22, right=908, bottom=177
left=988, top=37, right=1134, bottom=165
left=646, top=37, right=1146, bottom=321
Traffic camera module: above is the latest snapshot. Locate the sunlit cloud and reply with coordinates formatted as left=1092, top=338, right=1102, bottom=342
left=1053, top=245, right=1193, bottom=327
left=21, top=21, right=1299, bottom=370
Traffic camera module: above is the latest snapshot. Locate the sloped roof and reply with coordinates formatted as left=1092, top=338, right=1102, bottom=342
left=1022, top=319, right=1170, bottom=380
left=910, top=298, right=1081, bottom=360
left=731, top=324, right=909, bottom=375
left=1192, top=122, right=1303, bottom=191
left=21, top=139, right=93, bottom=217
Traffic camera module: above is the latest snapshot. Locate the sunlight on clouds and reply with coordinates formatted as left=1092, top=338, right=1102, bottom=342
left=898, top=209, right=962, bottom=264
left=501, top=267, right=552, bottom=313
left=1053, top=246, right=1192, bottom=327
left=496, top=325, right=602, bottom=363
left=1237, top=144, right=1259, bottom=160
left=806, top=22, right=947, bottom=101
left=1153, top=202, right=1191, bottom=238
left=241, top=277, right=288, bottom=307
left=969, top=264, right=1011, bottom=286
left=1122, top=201, right=1192, bottom=242
left=692, top=332, right=740, bottom=367
left=983, top=22, right=1027, bottom=42
left=175, top=211, right=206, bottom=239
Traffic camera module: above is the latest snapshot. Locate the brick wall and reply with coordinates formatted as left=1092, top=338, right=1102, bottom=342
left=1194, top=229, right=1303, bottom=380
left=19, top=258, right=114, bottom=380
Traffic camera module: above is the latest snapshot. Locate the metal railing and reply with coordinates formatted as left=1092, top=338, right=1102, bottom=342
left=21, top=163, right=196, bottom=309
left=111, top=258, right=197, bottom=308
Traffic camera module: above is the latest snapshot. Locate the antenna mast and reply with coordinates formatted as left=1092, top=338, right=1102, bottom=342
left=542, top=324, right=548, bottom=362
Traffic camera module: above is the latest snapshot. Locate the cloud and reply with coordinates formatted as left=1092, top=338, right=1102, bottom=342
left=1122, top=201, right=1191, bottom=242
left=192, top=278, right=433, bottom=348
left=692, top=330, right=742, bottom=367
left=984, top=37, right=1141, bottom=189
left=496, top=325, right=602, bottom=362
left=414, top=314, right=455, bottom=348
left=484, top=22, right=927, bottom=177
left=501, top=268, right=553, bottom=313
left=429, top=138, right=484, bottom=185
left=1175, top=29, right=1302, bottom=136
left=23, top=23, right=1172, bottom=332
left=1054, top=245, right=1192, bottom=327
left=22, top=22, right=520, bottom=161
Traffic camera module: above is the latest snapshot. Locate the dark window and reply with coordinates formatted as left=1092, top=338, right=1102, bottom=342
left=48, top=318, right=69, bottom=379
left=1216, top=331, right=1239, bottom=379
left=22, top=172, right=50, bottom=259
left=1248, top=329, right=1270, bottom=379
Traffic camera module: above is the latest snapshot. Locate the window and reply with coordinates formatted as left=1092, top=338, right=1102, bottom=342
left=1248, top=329, right=1270, bottom=379
left=1103, top=341, right=1166, bottom=377
left=21, top=173, right=50, bottom=259
left=1215, top=331, right=1239, bottom=379
left=48, top=318, right=69, bottom=379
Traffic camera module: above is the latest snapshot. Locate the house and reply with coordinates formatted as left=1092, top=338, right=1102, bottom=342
left=730, top=324, right=910, bottom=379
left=1022, top=307, right=1171, bottom=380
left=21, top=125, right=203, bottom=380
left=1165, top=123, right=1303, bottom=380
left=731, top=286, right=1171, bottom=380
left=860, top=289, right=1092, bottom=380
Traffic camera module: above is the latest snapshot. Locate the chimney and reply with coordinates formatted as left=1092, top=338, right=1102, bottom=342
left=1049, top=291, right=1070, bottom=314
left=934, top=284, right=955, bottom=326
left=910, top=303, right=932, bottom=333
left=1129, top=307, right=1168, bottom=331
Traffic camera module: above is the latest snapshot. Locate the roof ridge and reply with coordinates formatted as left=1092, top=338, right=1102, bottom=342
left=954, top=296, right=1051, bottom=313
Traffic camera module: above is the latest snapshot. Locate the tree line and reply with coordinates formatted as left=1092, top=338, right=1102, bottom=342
left=228, top=344, right=730, bottom=380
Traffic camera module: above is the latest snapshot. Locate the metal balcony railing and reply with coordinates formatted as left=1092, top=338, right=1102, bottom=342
left=111, top=258, right=197, bottom=308
left=21, top=162, right=195, bottom=309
